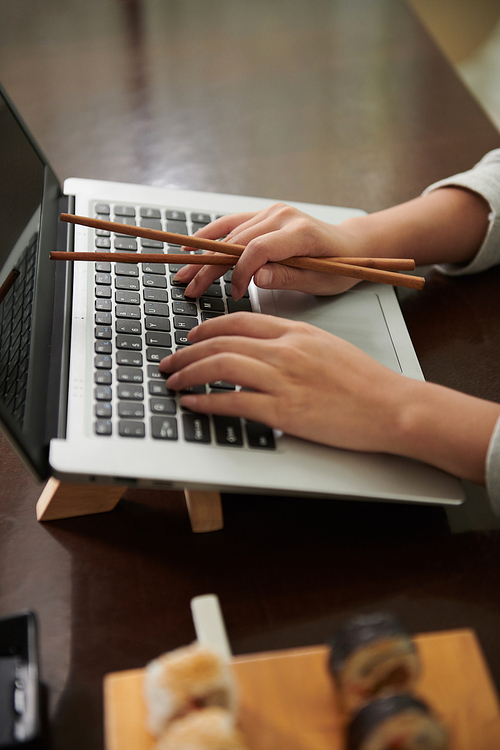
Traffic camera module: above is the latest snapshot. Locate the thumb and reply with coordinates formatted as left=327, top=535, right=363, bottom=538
left=254, top=263, right=301, bottom=290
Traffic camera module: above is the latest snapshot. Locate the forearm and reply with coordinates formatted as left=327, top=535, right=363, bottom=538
left=387, top=378, right=500, bottom=484
left=341, top=187, right=491, bottom=267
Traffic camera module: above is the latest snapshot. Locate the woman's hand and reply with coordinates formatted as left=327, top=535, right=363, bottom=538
left=159, top=312, right=406, bottom=454
left=159, top=312, right=500, bottom=484
left=176, top=203, right=369, bottom=300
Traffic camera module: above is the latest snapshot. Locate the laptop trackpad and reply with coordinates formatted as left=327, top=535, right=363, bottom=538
left=257, top=288, right=402, bottom=373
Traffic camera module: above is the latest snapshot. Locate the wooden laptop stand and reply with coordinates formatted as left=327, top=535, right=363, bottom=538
left=36, top=477, right=223, bottom=533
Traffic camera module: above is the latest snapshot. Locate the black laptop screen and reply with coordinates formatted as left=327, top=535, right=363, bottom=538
left=0, top=96, right=44, bottom=274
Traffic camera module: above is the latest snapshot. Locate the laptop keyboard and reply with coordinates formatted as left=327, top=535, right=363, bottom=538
left=0, top=234, right=37, bottom=427
left=91, top=202, right=275, bottom=450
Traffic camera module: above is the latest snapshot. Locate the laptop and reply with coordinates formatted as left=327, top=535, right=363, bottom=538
left=0, top=81, right=464, bottom=506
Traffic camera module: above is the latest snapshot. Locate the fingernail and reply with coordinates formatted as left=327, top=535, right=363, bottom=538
left=231, top=284, right=241, bottom=301
left=255, top=268, right=272, bottom=287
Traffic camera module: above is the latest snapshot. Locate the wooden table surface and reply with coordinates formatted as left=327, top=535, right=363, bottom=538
left=1, top=1, right=500, bottom=749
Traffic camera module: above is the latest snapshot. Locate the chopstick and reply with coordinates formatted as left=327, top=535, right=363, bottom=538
left=59, top=213, right=425, bottom=290
left=50, top=251, right=240, bottom=266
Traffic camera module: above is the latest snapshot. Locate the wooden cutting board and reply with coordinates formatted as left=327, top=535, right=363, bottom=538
left=104, top=629, right=500, bottom=749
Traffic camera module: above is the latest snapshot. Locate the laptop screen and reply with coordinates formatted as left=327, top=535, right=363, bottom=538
left=0, top=95, right=44, bottom=283
left=0, top=83, right=63, bottom=478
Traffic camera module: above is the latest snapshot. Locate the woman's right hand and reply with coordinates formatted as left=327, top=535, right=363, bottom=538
left=175, top=203, right=369, bottom=300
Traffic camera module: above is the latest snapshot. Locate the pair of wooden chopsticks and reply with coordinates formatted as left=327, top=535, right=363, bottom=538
left=51, top=213, right=425, bottom=290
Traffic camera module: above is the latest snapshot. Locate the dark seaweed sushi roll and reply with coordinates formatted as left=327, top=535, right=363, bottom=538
left=347, top=694, right=448, bottom=750
left=329, top=612, right=420, bottom=712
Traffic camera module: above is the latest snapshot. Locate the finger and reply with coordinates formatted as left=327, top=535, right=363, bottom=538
left=159, top=321, right=292, bottom=377
left=180, top=389, right=276, bottom=425
left=254, top=262, right=359, bottom=296
left=165, top=351, right=280, bottom=395
left=190, top=211, right=259, bottom=241
left=183, top=260, right=233, bottom=298
left=187, top=311, right=294, bottom=343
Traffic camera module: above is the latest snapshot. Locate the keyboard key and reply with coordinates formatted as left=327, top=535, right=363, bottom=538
left=201, top=312, right=224, bottom=322
left=245, top=421, right=276, bottom=449
left=174, top=331, right=191, bottom=346
left=115, top=263, right=139, bottom=277
left=143, top=274, right=167, bottom=288
left=95, top=341, right=112, bottom=354
left=146, top=347, right=172, bottom=362
left=143, top=287, right=168, bottom=302
left=119, top=420, right=145, bottom=437
left=95, top=371, right=112, bottom=385
left=95, top=298, right=112, bottom=311
left=225, top=283, right=249, bottom=298
left=140, top=207, right=161, bottom=219
left=95, top=286, right=112, bottom=298
left=95, top=385, right=112, bottom=401
left=149, top=397, right=176, bottom=415
left=144, top=301, right=169, bottom=317
left=214, top=416, right=243, bottom=446
left=203, top=284, right=223, bottom=298
left=141, top=239, right=164, bottom=250
left=191, top=212, right=211, bottom=224
left=95, top=261, right=111, bottom=272
left=199, top=297, right=225, bottom=313
left=145, top=316, right=171, bottom=332
left=95, top=325, right=112, bottom=339
left=118, top=402, right=145, bottom=418
left=148, top=380, right=174, bottom=396
left=147, top=364, right=165, bottom=380
left=95, top=272, right=111, bottom=285
left=140, top=218, right=162, bottom=230
left=167, top=220, right=188, bottom=234
left=94, top=354, right=112, bottom=369
left=173, top=316, right=198, bottom=330
left=95, top=312, right=112, bottom=325
left=95, top=203, right=110, bottom=214
left=228, top=298, right=252, bottom=313
left=146, top=331, right=172, bottom=347
left=95, top=419, right=112, bottom=435
left=96, top=228, right=111, bottom=237
left=151, top=416, right=178, bottom=440
left=116, top=334, right=142, bottom=350
left=183, top=413, right=211, bottom=443
left=114, top=238, right=138, bottom=251
left=116, top=351, right=143, bottom=367
left=115, top=304, right=141, bottom=319
left=95, top=402, right=112, bottom=418
left=210, top=380, right=236, bottom=390
left=117, top=366, right=144, bottom=383
left=142, top=263, right=166, bottom=275
left=114, top=205, right=135, bottom=217
left=115, top=319, right=142, bottom=335
left=115, top=290, right=140, bottom=305
left=165, top=210, right=186, bottom=221
left=115, top=276, right=140, bottom=291
left=117, top=384, right=144, bottom=400
left=95, top=238, right=111, bottom=250
left=172, top=300, right=197, bottom=316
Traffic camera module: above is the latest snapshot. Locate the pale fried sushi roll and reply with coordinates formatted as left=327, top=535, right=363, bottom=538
left=144, top=644, right=237, bottom=736
left=347, top=694, right=448, bottom=750
left=329, top=612, right=420, bottom=713
left=155, top=707, right=247, bottom=750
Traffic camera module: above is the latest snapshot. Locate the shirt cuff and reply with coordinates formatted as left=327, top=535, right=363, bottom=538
left=423, top=150, right=500, bottom=276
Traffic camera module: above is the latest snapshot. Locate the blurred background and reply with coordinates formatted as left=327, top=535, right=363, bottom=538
left=410, top=0, right=500, bottom=130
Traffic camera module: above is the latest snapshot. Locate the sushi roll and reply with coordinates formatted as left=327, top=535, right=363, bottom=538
left=144, top=643, right=237, bottom=737
left=329, top=612, right=420, bottom=712
left=347, top=694, right=448, bottom=750
left=154, top=707, right=247, bottom=750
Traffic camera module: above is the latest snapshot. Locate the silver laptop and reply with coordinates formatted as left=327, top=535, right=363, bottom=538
left=0, top=82, right=464, bottom=506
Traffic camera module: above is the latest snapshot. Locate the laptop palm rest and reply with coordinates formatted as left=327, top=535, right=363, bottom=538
left=257, top=287, right=402, bottom=372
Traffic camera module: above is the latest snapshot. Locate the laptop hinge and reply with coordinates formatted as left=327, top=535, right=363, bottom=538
left=45, top=195, right=74, bottom=442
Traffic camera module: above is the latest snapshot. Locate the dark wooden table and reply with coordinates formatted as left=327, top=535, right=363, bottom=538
left=1, top=1, right=500, bottom=748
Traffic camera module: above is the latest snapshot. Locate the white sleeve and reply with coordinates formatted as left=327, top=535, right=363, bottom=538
left=423, top=149, right=500, bottom=275
left=486, top=417, right=500, bottom=516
